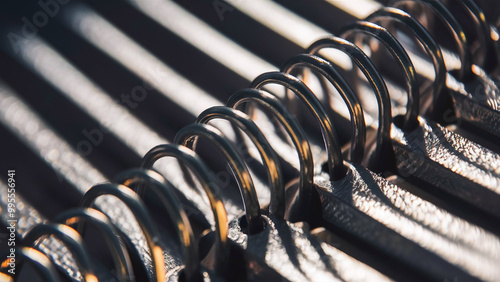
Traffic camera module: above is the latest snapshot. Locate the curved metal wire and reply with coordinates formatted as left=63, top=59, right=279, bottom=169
left=251, top=72, right=347, bottom=180
left=0, top=247, right=59, bottom=282
left=196, top=106, right=285, bottom=218
left=53, top=208, right=135, bottom=282
left=457, top=0, right=497, bottom=71
left=307, top=37, right=392, bottom=171
left=140, top=144, right=229, bottom=273
left=341, top=21, right=420, bottom=131
left=391, top=0, right=473, bottom=80
left=282, top=53, right=367, bottom=164
left=80, top=183, right=165, bottom=282
left=226, top=88, right=314, bottom=222
left=174, top=123, right=262, bottom=233
left=114, top=169, right=201, bottom=280
left=366, top=7, right=446, bottom=113
left=22, top=223, right=97, bottom=282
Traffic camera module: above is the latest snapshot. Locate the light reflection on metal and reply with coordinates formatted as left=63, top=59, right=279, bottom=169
left=326, top=0, right=461, bottom=72
left=23, top=23, right=281, bottom=226
left=11, top=35, right=248, bottom=225
left=227, top=0, right=458, bottom=83
left=0, top=179, right=82, bottom=281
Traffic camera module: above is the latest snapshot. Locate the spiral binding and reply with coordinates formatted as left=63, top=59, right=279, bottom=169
left=0, top=247, right=58, bottom=282
left=2, top=0, right=499, bottom=281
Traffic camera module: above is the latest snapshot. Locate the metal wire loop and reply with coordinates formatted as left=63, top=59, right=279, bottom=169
left=53, top=208, right=135, bottom=282
left=140, top=144, right=229, bottom=274
left=457, top=0, right=497, bottom=71
left=251, top=72, right=347, bottom=180
left=226, top=88, right=314, bottom=222
left=0, top=247, right=59, bottom=282
left=22, top=223, right=97, bottom=282
left=80, top=183, right=165, bottom=282
left=114, top=168, right=201, bottom=280
left=282, top=53, right=367, bottom=164
left=391, top=0, right=473, bottom=80
left=196, top=106, right=285, bottom=218
left=366, top=7, right=446, bottom=113
left=307, top=36, right=392, bottom=170
left=174, top=123, right=262, bottom=233
left=341, top=20, right=420, bottom=131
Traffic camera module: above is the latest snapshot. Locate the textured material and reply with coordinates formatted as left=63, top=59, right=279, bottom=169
left=447, top=67, right=500, bottom=138
left=0, top=181, right=85, bottom=281
left=228, top=214, right=389, bottom=281
left=391, top=116, right=500, bottom=219
left=0, top=85, right=158, bottom=280
left=314, top=162, right=500, bottom=281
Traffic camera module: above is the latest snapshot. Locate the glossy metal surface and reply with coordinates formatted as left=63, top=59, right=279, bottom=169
left=366, top=7, right=446, bottom=112
left=80, top=184, right=165, bottom=282
left=54, top=208, right=134, bottom=282
left=282, top=54, right=367, bottom=164
left=391, top=0, right=473, bottom=80
left=140, top=144, right=229, bottom=274
left=251, top=72, right=347, bottom=180
left=114, top=169, right=201, bottom=281
left=227, top=88, right=314, bottom=222
left=457, top=0, right=497, bottom=71
left=307, top=37, right=393, bottom=170
left=0, top=247, right=59, bottom=282
left=341, top=21, right=420, bottom=131
left=22, top=224, right=97, bottom=282
left=196, top=106, right=285, bottom=218
left=174, top=123, right=262, bottom=234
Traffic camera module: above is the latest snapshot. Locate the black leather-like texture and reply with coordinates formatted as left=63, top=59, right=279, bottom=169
left=391, top=117, right=500, bottom=219
left=448, top=67, right=500, bottom=137
left=314, top=162, right=500, bottom=281
left=227, top=214, right=389, bottom=281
